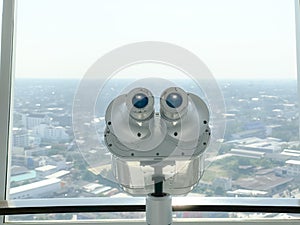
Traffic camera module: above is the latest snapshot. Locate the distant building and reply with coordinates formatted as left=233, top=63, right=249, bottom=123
left=25, top=114, right=51, bottom=130
left=244, top=121, right=265, bottom=131
left=266, top=125, right=282, bottom=136
left=231, top=129, right=266, bottom=139
left=34, top=124, right=69, bottom=141
left=281, top=149, right=300, bottom=159
left=212, top=177, right=232, bottom=191
left=12, top=128, right=29, bottom=147
left=233, top=174, right=293, bottom=195
left=10, top=170, right=36, bottom=183
left=35, top=165, right=58, bottom=179
left=229, top=137, right=283, bottom=159
left=227, top=189, right=268, bottom=197
left=11, top=165, right=29, bottom=176
left=10, top=178, right=61, bottom=199
left=230, top=148, right=265, bottom=159
left=45, top=170, right=70, bottom=179
left=11, top=155, right=26, bottom=167
left=239, top=165, right=255, bottom=173
left=238, top=141, right=281, bottom=154
left=49, top=155, right=67, bottom=170
left=82, top=183, right=112, bottom=196
left=285, top=160, right=300, bottom=176
left=255, top=168, right=274, bottom=176
left=270, top=149, right=300, bottom=163
left=12, top=146, right=25, bottom=156
left=52, top=114, right=72, bottom=127
left=25, top=146, right=52, bottom=157
left=12, top=128, right=41, bottom=148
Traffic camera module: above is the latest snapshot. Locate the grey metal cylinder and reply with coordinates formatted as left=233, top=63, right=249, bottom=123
left=146, top=193, right=172, bottom=225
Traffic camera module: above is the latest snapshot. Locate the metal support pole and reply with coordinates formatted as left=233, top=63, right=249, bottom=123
left=146, top=193, right=172, bottom=225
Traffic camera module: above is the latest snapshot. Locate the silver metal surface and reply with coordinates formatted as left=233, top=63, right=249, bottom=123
left=1, top=197, right=300, bottom=208
left=146, top=194, right=172, bottom=225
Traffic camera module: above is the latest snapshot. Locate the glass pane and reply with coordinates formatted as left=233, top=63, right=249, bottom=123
left=8, top=0, right=298, bottom=220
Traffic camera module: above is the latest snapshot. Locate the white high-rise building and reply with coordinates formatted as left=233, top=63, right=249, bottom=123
left=25, top=114, right=51, bottom=130
left=34, top=124, right=69, bottom=141
left=12, top=128, right=29, bottom=147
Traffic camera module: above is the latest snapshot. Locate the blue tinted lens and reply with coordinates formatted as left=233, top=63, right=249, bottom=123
left=132, top=93, right=149, bottom=108
left=166, top=93, right=183, bottom=108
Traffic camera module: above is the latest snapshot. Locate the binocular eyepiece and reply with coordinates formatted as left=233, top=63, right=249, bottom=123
left=126, top=87, right=188, bottom=121
left=126, top=88, right=155, bottom=121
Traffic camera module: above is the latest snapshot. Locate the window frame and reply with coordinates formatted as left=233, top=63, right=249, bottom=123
left=1, top=0, right=300, bottom=224
left=0, top=0, right=15, bottom=224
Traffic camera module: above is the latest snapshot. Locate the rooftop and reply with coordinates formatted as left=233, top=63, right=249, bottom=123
left=227, top=189, right=268, bottom=196
left=35, top=165, right=57, bottom=172
left=230, top=149, right=265, bottom=158
left=286, top=160, right=300, bottom=165
left=281, top=149, right=300, bottom=158
left=45, top=170, right=70, bottom=179
left=10, top=178, right=61, bottom=195
left=233, top=174, right=293, bottom=192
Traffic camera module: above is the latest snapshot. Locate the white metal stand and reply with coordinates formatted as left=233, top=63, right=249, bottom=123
left=146, top=193, right=172, bottom=225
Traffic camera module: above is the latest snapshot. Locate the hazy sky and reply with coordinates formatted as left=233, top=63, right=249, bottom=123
left=14, top=0, right=297, bottom=79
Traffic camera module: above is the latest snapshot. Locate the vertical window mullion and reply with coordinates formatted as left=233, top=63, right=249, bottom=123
left=0, top=0, right=15, bottom=224
left=296, top=0, right=300, bottom=141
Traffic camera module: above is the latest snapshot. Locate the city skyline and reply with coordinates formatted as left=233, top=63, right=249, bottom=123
left=7, top=77, right=300, bottom=220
